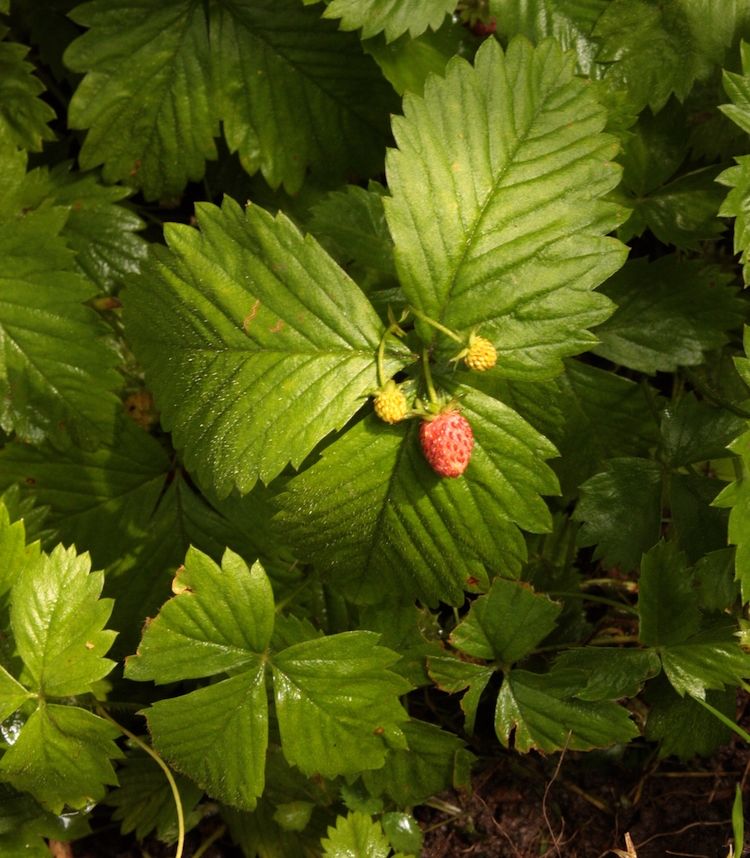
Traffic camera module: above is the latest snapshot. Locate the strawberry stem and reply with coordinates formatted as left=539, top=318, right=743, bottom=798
left=409, top=306, right=464, bottom=344
left=421, top=347, right=440, bottom=405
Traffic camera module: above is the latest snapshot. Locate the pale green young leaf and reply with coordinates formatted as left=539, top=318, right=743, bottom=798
left=322, top=0, right=454, bottom=41
left=124, top=198, right=410, bottom=498
left=721, top=39, right=750, bottom=135
left=0, top=27, right=56, bottom=152
left=574, top=458, right=663, bottom=571
left=490, top=0, right=607, bottom=73
left=385, top=36, right=626, bottom=379
left=125, top=548, right=274, bottom=683
left=8, top=162, right=147, bottom=293
left=0, top=500, right=28, bottom=597
left=271, top=632, right=410, bottom=777
left=660, top=621, right=750, bottom=698
left=276, top=380, right=558, bottom=607
left=143, top=668, right=269, bottom=811
left=213, top=0, right=397, bottom=192
left=0, top=205, right=121, bottom=447
left=321, top=812, right=390, bottom=858
left=0, top=704, right=122, bottom=814
left=717, top=156, right=750, bottom=284
left=106, top=752, right=203, bottom=843
left=450, top=578, right=561, bottom=664
left=427, top=654, right=495, bottom=734
left=714, top=428, right=750, bottom=602
left=65, top=0, right=217, bottom=201
left=552, top=648, right=661, bottom=701
left=638, top=541, right=701, bottom=648
left=11, top=545, right=116, bottom=697
left=362, top=719, right=474, bottom=806
left=495, top=669, right=639, bottom=752
left=593, top=257, right=744, bottom=374
left=0, top=666, right=32, bottom=721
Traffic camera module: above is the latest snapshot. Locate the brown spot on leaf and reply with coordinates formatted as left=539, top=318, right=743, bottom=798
left=243, top=299, right=261, bottom=331
left=269, top=319, right=285, bottom=334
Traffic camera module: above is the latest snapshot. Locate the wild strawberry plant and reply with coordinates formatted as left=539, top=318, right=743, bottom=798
left=1, top=1, right=750, bottom=855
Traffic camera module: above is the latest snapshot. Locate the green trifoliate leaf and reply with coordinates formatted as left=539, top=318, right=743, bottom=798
left=65, top=0, right=217, bottom=201
left=212, top=0, right=397, bottom=193
left=125, top=197, right=410, bottom=498
left=142, top=669, right=269, bottom=811
left=8, top=162, right=147, bottom=293
left=362, top=719, right=474, bottom=806
left=450, top=578, right=561, bottom=664
left=11, top=544, right=116, bottom=697
left=575, top=458, right=663, bottom=571
left=659, top=621, right=750, bottom=698
left=321, top=812, right=391, bottom=858
left=0, top=704, right=122, bottom=814
left=322, top=0, right=454, bottom=41
left=271, top=631, right=410, bottom=777
left=106, top=752, right=203, bottom=843
left=0, top=666, right=32, bottom=721
left=593, top=257, right=744, bottom=374
left=0, top=203, right=121, bottom=446
left=126, top=548, right=274, bottom=682
left=0, top=27, right=56, bottom=152
left=495, top=668, right=639, bottom=752
left=645, top=678, right=734, bottom=760
left=552, top=649, right=661, bottom=701
left=277, top=381, right=558, bottom=606
left=489, top=0, right=607, bottom=73
left=714, top=428, right=750, bottom=602
left=594, top=0, right=750, bottom=114
left=638, top=541, right=701, bottom=648
left=385, top=35, right=626, bottom=379
left=718, top=154, right=750, bottom=285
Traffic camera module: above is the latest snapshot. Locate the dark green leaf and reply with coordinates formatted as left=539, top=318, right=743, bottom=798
left=322, top=0, right=454, bottom=41
left=212, top=0, right=397, bottom=193
left=271, top=632, right=410, bottom=777
left=661, top=394, right=746, bottom=468
left=0, top=705, right=122, bottom=814
left=638, top=541, right=701, bottom=647
left=575, top=458, right=663, bottom=571
left=670, top=473, right=730, bottom=564
left=65, top=0, right=217, bottom=201
left=552, top=648, right=661, bottom=700
left=427, top=654, right=495, bottom=734
left=125, top=197, right=409, bottom=497
left=693, top=548, right=740, bottom=612
left=385, top=35, right=626, bottom=379
left=495, top=668, right=639, bottom=752
left=593, top=257, right=744, bottom=374
left=450, top=578, right=561, bottom=664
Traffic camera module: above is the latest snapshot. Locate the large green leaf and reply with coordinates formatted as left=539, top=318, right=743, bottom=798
left=385, top=35, right=627, bottom=379
left=65, top=0, right=217, bottom=201
left=638, top=541, right=701, bottom=648
left=321, top=0, right=454, bottom=42
left=594, top=0, right=750, bottom=114
left=276, top=381, right=557, bottom=606
left=495, top=668, right=639, bottom=752
left=271, top=631, right=410, bottom=777
left=0, top=26, right=56, bottom=152
left=593, top=256, right=744, bottom=374
left=0, top=704, right=122, bottom=814
left=125, top=197, right=410, bottom=497
left=552, top=648, right=661, bottom=700
left=0, top=203, right=121, bottom=446
left=212, top=0, right=397, bottom=193
left=427, top=654, right=495, bottom=734
left=449, top=578, right=561, bottom=665
left=11, top=544, right=116, bottom=697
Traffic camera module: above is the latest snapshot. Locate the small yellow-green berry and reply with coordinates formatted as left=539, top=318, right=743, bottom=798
left=464, top=334, right=497, bottom=371
left=373, top=380, right=408, bottom=424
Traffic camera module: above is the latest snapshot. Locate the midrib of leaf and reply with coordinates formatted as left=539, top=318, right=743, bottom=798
left=223, top=0, right=385, bottom=137
left=433, top=67, right=576, bottom=330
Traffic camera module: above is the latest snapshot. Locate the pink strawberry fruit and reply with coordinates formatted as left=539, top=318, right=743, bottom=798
left=419, top=409, right=474, bottom=478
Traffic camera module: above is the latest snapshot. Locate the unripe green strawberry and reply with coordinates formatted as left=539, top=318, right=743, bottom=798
left=419, top=409, right=474, bottom=477
left=464, top=334, right=497, bottom=372
left=373, top=380, right=408, bottom=424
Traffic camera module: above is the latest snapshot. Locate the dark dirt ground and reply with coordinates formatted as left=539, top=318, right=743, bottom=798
left=60, top=696, right=750, bottom=858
